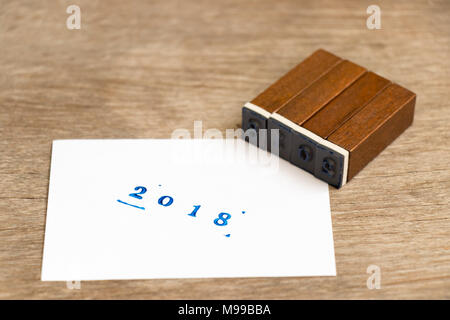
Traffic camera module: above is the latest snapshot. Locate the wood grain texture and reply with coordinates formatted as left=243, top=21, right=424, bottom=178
left=277, top=60, right=367, bottom=124
left=0, top=0, right=449, bottom=299
left=329, top=84, right=416, bottom=180
left=303, top=71, right=391, bottom=138
left=251, top=49, right=341, bottom=113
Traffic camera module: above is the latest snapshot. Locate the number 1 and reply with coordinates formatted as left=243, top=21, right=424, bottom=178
left=188, top=205, right=201, bottom=217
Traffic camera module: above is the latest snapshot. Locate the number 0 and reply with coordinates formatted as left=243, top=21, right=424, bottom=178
left=158, top=195, right=173, bottom=207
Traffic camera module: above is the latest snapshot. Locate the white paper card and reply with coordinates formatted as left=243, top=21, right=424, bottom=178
left=42, top=139, right=335, bottom=280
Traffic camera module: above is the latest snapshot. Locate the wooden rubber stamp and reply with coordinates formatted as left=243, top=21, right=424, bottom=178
left=242, top=49, right=416, bottom=188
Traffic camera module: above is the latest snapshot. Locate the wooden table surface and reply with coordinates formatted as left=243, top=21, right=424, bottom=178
left=0, top=0, right=449, bottom=299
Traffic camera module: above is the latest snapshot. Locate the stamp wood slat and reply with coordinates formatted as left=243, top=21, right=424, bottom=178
left=0, top=0, right=449, bottom=299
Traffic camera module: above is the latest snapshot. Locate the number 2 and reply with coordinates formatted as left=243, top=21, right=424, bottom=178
left=129, top=186, right=147, bottom=199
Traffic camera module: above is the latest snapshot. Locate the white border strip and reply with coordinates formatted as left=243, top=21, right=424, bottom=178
left=244, top=102, right=272, bottom=119
left=271, top=113, right=349, bottom=187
